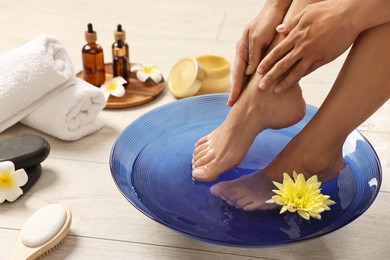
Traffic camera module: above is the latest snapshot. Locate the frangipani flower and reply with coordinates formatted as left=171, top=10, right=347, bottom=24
left=266, top=171, right=336, bottom=220
left=100, top=76, right=127, bottom=100
left=0, top=161, right=28, bottom=203
left=131, top=64, right=162, bottom=83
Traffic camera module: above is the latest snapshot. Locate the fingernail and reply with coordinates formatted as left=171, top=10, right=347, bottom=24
left=276, top=24, right=285, bottom=32
left=274, top=86, right=282, bottom=93
left=258, top=82, right=266, bottom=90
left=257, top=66, right=264, bottom=74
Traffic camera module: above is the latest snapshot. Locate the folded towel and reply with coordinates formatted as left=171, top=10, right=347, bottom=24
left=0, top=34, right=106, bottom=141
left=21, top=78, right=106, bottom=141
left=0, top=35, right=74, bottom=133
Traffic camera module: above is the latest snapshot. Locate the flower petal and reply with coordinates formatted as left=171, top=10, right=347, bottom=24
left=298, top=210, right=310, bottom=220
left=283, top=172, right=294, bottom=186
left=130, top=64, right=143, bottom=72
left=273, top=181, right=284, bottom=191
left=112, top=76, right=127, bottom=86
left=272, top=195, right=284, bottom=205
left=272, top=189, right=283, bottom=196
left=6, top=187, right=23, bottom=202
left=0, top=189, right=7, bottom=203
left=136, top=71, right=149, bottom=82
left=325, top=199, right=336, bottom=206
left=295, top=173, right=306, bottom=187
left=292, top=170, right=298, bottom=181
left=0, top=161, right=15, bottom=173
left=12, top=169, right=28, bottom=186
left=149, top=72, right=162, bottom=83
left=111, top=85, right=126, bottom=97
left=309, top=212, right=322, bottom=220
left=280, top=206, right=288, bottom=214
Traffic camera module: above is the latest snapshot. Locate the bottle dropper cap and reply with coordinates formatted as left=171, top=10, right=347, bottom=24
left=114, top=38, right=126, bottom=57
left=85, top=23, right=97, bottom=43
left=114, top=24, right=126, bottom=41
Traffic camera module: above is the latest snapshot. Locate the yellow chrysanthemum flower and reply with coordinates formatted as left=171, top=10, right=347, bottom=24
left=266, top=171, right=336, bottom=220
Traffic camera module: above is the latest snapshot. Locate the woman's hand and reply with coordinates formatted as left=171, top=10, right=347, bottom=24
left=228, top=0, right=291, bottom=106
left=257, top=1, right=359, bottom=93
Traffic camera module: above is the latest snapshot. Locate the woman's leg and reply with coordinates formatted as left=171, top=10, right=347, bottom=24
left=191, top=0, right=321, bottom=182
left=211, top=21, right=390, bottom=211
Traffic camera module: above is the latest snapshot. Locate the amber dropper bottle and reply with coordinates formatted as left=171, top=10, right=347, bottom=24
left=82, top=23, right=105, bottom=86
left=113, top=38, right=129, bottom=82
left=112, top=24, right=130, bottom=64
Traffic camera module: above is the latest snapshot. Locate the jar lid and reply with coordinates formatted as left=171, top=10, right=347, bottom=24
left=168, top=58, right=205, bottom=98
left=196, top=55, right=230, bottom=78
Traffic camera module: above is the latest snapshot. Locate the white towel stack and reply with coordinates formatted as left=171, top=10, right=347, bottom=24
left=0, top=35, right=106, bottom=141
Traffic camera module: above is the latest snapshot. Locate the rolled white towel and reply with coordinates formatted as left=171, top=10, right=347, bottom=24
left=21, top=78, right=106, bottom=141
left=0, top=35, right=74, bottom=133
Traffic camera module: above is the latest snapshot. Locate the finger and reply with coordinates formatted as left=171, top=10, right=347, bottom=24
left=246, top=33, right=262, bottom=75
left=229, top=31, right=250, bottom=106
left=258, top=48, right=300, bottom=90
left=229, top=58, right=247, bottom=106
left=274, top=59, right=312, bottom=93
left=276, top=24, right=287, bottom=34
left=277, top=9, right=304, bottom=35
left=257, top=37, right=294, bottom=77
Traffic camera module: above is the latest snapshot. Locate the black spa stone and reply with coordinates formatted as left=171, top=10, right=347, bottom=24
left=21, top=164, right=42, bottom=193
left=0, top=135, right=50, bottom=195
left=0, top=134, right=50, bottom=169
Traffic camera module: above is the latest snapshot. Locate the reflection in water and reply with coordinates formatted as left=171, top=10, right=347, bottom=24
left=337, top=165, right=356, bottom=210
left=280, top=213, right=302, bottom=239
left=368, top=178, right=378, bottom=188
left=221, top=205, right=234, bottom=226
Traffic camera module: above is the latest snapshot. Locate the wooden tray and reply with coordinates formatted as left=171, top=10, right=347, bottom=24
left=77, top=63, right=165, bottom=109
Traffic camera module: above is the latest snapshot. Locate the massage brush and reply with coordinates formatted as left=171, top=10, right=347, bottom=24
left=10, top=204, right=72, bottom=259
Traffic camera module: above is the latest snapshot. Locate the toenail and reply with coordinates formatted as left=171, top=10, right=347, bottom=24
left=192, top=168, right=204, bottom=177
left=226, top=201, right=235, bottom=206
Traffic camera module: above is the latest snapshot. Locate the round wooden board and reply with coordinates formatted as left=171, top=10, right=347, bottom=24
left=76, top=63, right=165, bottom=109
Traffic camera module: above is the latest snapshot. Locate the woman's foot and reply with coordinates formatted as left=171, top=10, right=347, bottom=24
left=210, top=170, right=277, bottom=211
left=210, top=129, right=345, bottom=211
left=192, top=78, right=306, bottom=182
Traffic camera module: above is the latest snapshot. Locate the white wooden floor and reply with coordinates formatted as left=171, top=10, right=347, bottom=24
left=0, top=0, right=389, bottom=259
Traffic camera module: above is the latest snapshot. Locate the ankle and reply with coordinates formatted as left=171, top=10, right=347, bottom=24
left=263, top=134, right=344, bottom=182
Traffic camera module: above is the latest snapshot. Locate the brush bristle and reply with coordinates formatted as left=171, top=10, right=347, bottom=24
left=38, top=238, right=65, bottom=259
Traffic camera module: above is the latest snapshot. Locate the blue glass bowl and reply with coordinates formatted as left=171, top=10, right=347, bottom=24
left=110, top=94, right=382, bottom=247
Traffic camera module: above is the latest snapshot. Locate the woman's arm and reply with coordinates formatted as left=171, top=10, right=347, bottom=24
left=256, top=0, right=390, bottom=93
left=228, top=0, right=292, bottom=106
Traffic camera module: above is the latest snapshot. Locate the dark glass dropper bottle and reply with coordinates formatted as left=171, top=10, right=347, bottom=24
left=82, top=23, right=105, bottom=86
left=113, top=38, right=129, bottom=82
left=112, top=24, right=130, bottom=64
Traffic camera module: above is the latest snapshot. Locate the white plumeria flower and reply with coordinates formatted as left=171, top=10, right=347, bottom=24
left=131, top=64, right=162, bottom=84
left=100, top=76, right=127, bottom=100
left=0, top=161, right=28, bottom=203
